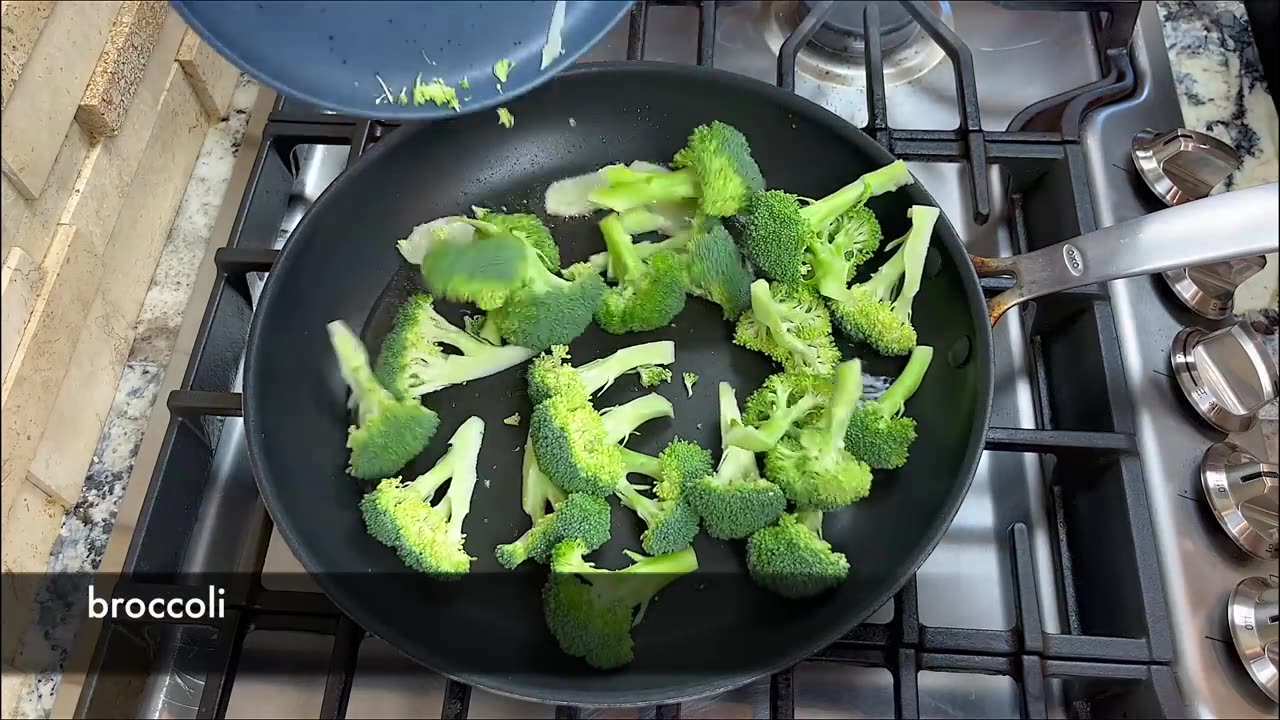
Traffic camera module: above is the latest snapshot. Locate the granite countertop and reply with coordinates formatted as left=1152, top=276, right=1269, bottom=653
left=12, top=5, right=1280, bottom=718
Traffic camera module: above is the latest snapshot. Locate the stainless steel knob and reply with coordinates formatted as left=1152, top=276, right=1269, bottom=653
left=1171, top=320, right=1279, bottom=433
left=1132, top=128, right=1241, bottom=205
left=1228, top=576, right=1279, bottom=703
left=1163, top=257, right=1269, bottom=321
left=1130, top=128, right=1270, bottom=320
left=1202, top=441, right=1278, bottom=559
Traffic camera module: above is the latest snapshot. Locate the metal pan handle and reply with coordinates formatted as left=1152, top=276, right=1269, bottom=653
left=972, top=181, right=1278, bottom=326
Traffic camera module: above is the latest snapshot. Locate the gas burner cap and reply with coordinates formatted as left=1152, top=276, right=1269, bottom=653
left=1163, top=257, right=1269, bottom=321
left=800, top=0, right=920, bottom=55
left=1171, top=321, right=1279, bottom=433
left=1201, top=442, right=1278, bottom=559
left=1228, top=576, right=1279, bottom=703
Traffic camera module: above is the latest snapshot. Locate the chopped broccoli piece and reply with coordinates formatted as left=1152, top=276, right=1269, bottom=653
left=688, top=383, right=786, bottom=539
left=742, top=160, right=911, bottom=284
left=497, top=107, right=515, bottom=128
left=845, top=345, right=933, bottom=469
left=530, top=392, right=672, bottom=498
left=460, top=76, right=470, bottom=90
left=586, top=121, right=764, bottom=217
left=734, top=280, right=840, bottom=376
left=763, top=360, right=873, bottom=510
left=826, top=205, right=939, bottom=356
left=809, top=204, right=884, bottom=295
left=682, top=372, right=698, bottom=398
left=520, top=435, right=565, bottom=522
left=684, top=216, right=753, bottom=319
left=636, top=365, right=672, bottom=387
left=495, top=492, right=612, bottom=569
left=526, top=341, right=675, bottom=406
left=397, top=215, right=473, bottom=266
left=412, top=74, right=460, bottom=110
left=421, top=220, right=605, bottom=352
left=471, top=206, right=560, bottom=271
left=542, top=539, right=699, bottom=669
left=493, top=57, right=514, bottom=82
left=374, top=294, right=536, bottom=400
left=614, top=439, right=711, bottom=555
left=328, top=320, right=439, bottom=480
left=504, top=413, right=522, bottom=426
left=746, top=511, right=849, bottom=598
left=358, top=416, right=486, bottom=578
left=595, top=213, right=688, bottom=334
left=726, top=372, right=831, bottom=452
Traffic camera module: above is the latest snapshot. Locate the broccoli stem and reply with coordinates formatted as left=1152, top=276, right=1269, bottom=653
left=600, top=546, right=699, bottom=608
left=599, top=213, right=645, bottom=281
left=799, top=160, right=912, bottom=230
left=619, top=446, right=663, bottom=478
left=589, top=169, right=700, bottom=212
left=853, top=247, right=906, bottom=303
left=577, top=341, right=676, bottom=395
left=521, top=436, right=565, bottom=522
left=327, top=321, right=390, bottom=423
left=615, top=475, right=660, bottom=524
left=796, top=509, right=823, bottom=535
left=588, top=231, right=692, bottom=279
left=478, top=315, right=503, bottom=345
left=717, top=382, right=741, bottom=447
left=600, top=394, right=675, bottom=444
left=893, top=206, right=939, bottom=322
left=824, top=360, right=863, bottom=448
left=876, top=345, right=935, bottom=417
left=439, top=416, right=486, bottom=542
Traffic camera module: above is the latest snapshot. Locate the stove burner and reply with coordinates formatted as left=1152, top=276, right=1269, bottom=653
left=801, top=0, right=921, bottom=54
left=1228, top=576, right=1279, bottom=703
left=1201, top=441, right=1279, bottom=560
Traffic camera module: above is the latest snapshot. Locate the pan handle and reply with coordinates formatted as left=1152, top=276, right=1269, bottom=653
left=972, top=181, right=1278, bottom=326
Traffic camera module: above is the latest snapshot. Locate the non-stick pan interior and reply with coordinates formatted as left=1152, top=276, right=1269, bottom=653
left=244, top=63, right=991, bottom=705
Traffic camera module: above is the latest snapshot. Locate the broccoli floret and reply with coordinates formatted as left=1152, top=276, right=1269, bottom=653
left=684, top=216, right=753, bottom=319
left=742, top=161, right=911, bottom=284
left=328, top=321, right=439, bottom=480
left=595, top=213, right=688, bottom=334
left=497, top=107, right=515, bottom=128
left=520, top=435, right=565, bottom=522
left=495, top=492, right=612, bottom=569
left=374, top=294, right=536, bottom=400
left=471, top=207, right=560, bottom=271
left=586, top=121, right=764, bottom=217
left=763, top=360, right=873, bottom=510
left=826, top=205, right=939, bottom=356
left=542, top=539, right=699, bottom=669
left=358, top=416, right=486, bottom=578
left=810, top=204, right=884, bottom=294
left=846, top=345, right=934, bottom=469
left=412, top=74, right=460, bottom=110
left=746, top=511, right=849, bottom=598
left=420, top=222, right=605, bottom=352
left=734, top=280, right=840, bottom=376
left=526, top=341, right=675, bottom=406
left=688, top=383, right=785, bottom=540
left=530, top=392, right=673, bottom=497
left=682, top=372, right=698, bottom=398
left=504, top=413, right=521, bottom=426
left=727, top=372, right=831, bottom=452
left=493, top=57, right=514, bottom=82
left=636, top=365, right=672, bottom=387
left=614, top=439, right=712, bottom=555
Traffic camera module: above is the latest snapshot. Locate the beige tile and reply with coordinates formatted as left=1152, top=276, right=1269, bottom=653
left=0, top=481, right=63, bottom=666
left=27, top=294, right=131, bottom=506
left=0, top=0, right=122, bottom=198
left=0, top=174, right=29, bottom=255
left=0, top=247, right=38, bottom=379
left=99, top=66, right=209, bottom=324
left=177, top=27, right=240, bottom=119
left=75, top=0, right=170, bottom=138
left=58, top=13, right=187, bottom=254
left=0, top=0, right=54, bottom=108
left=0, top=224, right=102, bottom=528
left=4, top=122, right=93, bottom=264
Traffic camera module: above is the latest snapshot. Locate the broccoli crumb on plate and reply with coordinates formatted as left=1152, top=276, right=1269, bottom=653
left=682, top=372, right=698, bottom=398
left=504, top=413, right=521, bottom=427
left=497, top=107, right=515, bottom=128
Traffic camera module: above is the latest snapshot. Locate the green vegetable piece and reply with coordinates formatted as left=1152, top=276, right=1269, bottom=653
left=682, top=372, right=698, bottom=398
left=494, top=57, right=514, bottom=83
left=497, top=107, right=515, bottom=128
left=734, top=280, right=840, bottom=376
left=746, top=511, right=849, bottom=598
left=845, top=344, right=933, bottom=469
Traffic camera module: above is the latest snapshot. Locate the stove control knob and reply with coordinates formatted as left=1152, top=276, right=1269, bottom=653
left=1228, top=576, right=1278, bottom=703
left=1172, top=320, right=1279, bottom=433
left=1202, top=441, right=1278, bottom=559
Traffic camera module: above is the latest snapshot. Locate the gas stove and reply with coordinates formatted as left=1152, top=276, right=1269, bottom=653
left=67, top=2, right=1278, bottom=718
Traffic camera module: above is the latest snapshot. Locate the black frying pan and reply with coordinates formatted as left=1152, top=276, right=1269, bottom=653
left=242, top=63, right=1277, bottom=706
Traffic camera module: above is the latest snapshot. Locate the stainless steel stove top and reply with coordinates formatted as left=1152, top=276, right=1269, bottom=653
left=70, top=2, right=1279, bottom=718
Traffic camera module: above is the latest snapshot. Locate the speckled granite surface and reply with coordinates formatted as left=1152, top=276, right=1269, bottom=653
left=9, top=75, right=259, bottom=720
left=1157, top=1, right=1278, bottom=453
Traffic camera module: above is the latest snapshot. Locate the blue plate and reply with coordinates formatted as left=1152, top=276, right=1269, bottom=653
left=170, top=0, right=632, bottom=119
